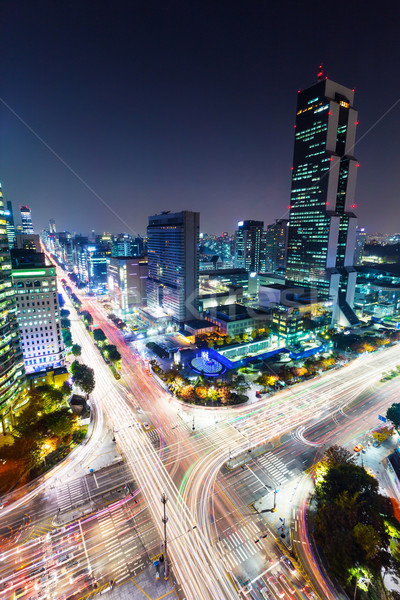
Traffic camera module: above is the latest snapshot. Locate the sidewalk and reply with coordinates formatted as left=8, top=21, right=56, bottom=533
left=79, top=563, right=180, bottom=600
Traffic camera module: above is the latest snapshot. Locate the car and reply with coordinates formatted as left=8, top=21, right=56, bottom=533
left=69, top=567, right=90, bottom=584
left=57, top=553, right=72, bottom=565
left=267, top=576, right=284, bottom=599
left=14, top=588, right=28, bottom=599
left=303, top=585, right=318, bottom=599
left=280, top=555, right=296, bottom=573
left=260, top=588, right=274, bottom=600
left=142, top=422, right=151, bottom=430
left=354, top=444, right=363, bottom=452
left=279, top=573, right=296, bottom=595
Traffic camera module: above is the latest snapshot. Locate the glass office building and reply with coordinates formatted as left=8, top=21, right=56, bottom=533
left=285, top=73, right=359, bottom=325
left=0, top=185, right=25, bottom=431
left=147, top=211, right=199, bottom=323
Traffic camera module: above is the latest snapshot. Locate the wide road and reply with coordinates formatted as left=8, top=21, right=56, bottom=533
left=76, top=290, right=400, bottom=599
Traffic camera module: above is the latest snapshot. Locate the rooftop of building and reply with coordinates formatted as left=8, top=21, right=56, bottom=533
left=185, top=319, right=216, bottom=330
left=205, top=303, right=269, bottom=322
left=199, top=267, right=249, bottom=276
left=11, top=250, right=51, bottom=269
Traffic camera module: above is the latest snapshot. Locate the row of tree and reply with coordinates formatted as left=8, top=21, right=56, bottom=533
left=92, top=327, right=121, bottom=364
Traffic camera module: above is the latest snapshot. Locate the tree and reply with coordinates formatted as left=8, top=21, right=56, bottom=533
left=80, top=310, right=93, bottom=326
left=251, top=329, right=257, bottom=340
left=353, top=523, right=381, bottom=560
left=93, top=328, right=107, bottom=344
left=60, top=308, right=70, bottom=318
left=234, top=334, right=241, bottom=344
left=62, top=329, right=72, bottom=347
left=242, top=332, right=248, bottom=342
left=71, top=362, right=95, bottom=395
left=225, top=335, right=232, bottom=345
left=105, top=345, right=121, bottom=364
left=71, top=344, right=82, bottom=357
left=61, top=317, right=71, bottom=329
left=322, top=445, right=354, bottom=469
left=387, top=402, right=400, bottom=431
left=216, top=338, right=224, bottom=346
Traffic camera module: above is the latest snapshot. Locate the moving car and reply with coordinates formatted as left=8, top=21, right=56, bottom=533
left=69, top=568, right=90, bottom=585
left=142, top=422, right=151, bottom=430
left=280, top=554, right=296, bottom=573
left=267, top=576, right=284, bottom=599
left=279, top=573, right=296, bottom=595
left=354, top=444, right=363, bottom=452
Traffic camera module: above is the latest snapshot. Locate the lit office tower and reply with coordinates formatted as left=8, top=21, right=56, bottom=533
left=0, top=185, right=25, bottom=431
left=11, top=249, right=65, bottom=374
left=147, top=211, right=199, bottom=323
left=5, top=201, right=16, bottom=248
left=285, top=70, right=359, bottom=326
left=265, top=219, right=289, bottom=272
left=49, top=219, right=56, bottom=233
left=20, top=205, right=34, bottom=234
left=234, top=220, right=265, bottom=273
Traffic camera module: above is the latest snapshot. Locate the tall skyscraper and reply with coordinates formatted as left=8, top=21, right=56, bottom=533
left=4, top=201, right=16, bottom=248
left=0, top=185, right=25, bottom=431
left=20, top=205, right=34, bottom=234
left=49, top=218, right=56, bottom=233
left=265, top=219, right=289, bottom=272
left=234, top=220, right=265, bottom=273
left=147, top=211, right=199, bottom=322
left=285, top=70, right=359, bottom=326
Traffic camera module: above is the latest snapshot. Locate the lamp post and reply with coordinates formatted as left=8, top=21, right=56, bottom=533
left=161, top=494, right=168, bottom=580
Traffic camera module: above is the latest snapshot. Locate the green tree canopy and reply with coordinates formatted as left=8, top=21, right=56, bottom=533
left=71, top=361, right=95, bottom=395
left=93, top=328, right=107, bottom=343
left=104, top=344, right=121, bottom=363
left=71, top=344, right=82, bottom=357
left=61, top=317, right=71, bottom=329
left=387, top=402, right=400, bottom=431
left=60, top=308, right=70, bottom=317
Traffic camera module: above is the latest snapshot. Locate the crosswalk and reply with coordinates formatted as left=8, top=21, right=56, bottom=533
left=256, top=452, right=295, bottom=486
left=217, top=521, right=261, bottom=569
left=56, top=477, right=88, bottom=512
left=97, top=507, right=131, bottom=583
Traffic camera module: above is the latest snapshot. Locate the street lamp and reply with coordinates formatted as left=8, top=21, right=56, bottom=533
left=161, top=494, right=168, bottom=580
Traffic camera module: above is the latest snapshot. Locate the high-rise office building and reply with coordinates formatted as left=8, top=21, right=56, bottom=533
left=285, top=71, right=359, bottom=326
left=354, top=227, right=366, bottom=265
left=147, top=211, right=199, bottom=322
left=4, top=201, right=16, bottom=248
left=265, top=219, right=289, bottom=272
left=234, top=220, right=265, bottom=273
left=108, top=256, right=148, bottom=314
left=20, top=205, right=34, bottom=234
left=49, top=219, right=56, bottom=233
left=0, top=185, right=25, bottom=431
left=11, top=250, right=65, bottom=375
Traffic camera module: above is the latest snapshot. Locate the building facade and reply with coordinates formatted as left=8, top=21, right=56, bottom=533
left=20, top=205, right=34, bottom=234
left=234, top=220, right=265, bottom=273
left=285, top=73, right=359, bottom=326
left=0, top=186, right=25, bottom=430
left=12, top=251, right=65, bottom=375
left=108, top=256, right=148, bottom=314
left=5, top=201, right=16, bottom=248
left=265, top=219, right=289, bottom=272
left=147, top=211, right=199, bottom=323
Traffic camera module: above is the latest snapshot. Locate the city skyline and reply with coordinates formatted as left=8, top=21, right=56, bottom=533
left=1, top=2, right=400, bottom=236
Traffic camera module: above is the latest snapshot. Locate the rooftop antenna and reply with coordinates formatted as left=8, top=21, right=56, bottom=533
left=317, top=63, right=324, bottom=81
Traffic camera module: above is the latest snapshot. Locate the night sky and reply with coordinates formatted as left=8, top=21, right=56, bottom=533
left=1, top=1, right=399, bottom=236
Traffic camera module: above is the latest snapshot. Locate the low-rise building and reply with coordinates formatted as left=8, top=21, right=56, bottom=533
left=204, top=303, right=270, bottom=337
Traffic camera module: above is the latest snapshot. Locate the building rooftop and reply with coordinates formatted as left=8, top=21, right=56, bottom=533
left=205, top=303, right=269, bottom=322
